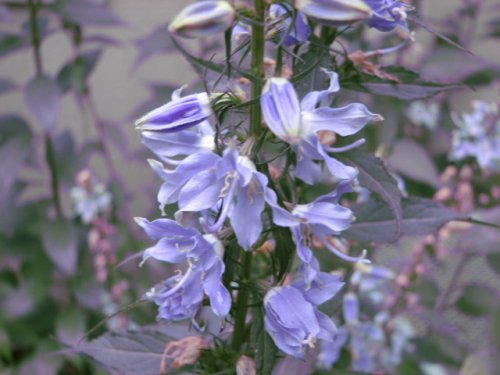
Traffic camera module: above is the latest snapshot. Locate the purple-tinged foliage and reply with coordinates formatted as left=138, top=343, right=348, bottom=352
left=269, top=3, right=311, bottom=46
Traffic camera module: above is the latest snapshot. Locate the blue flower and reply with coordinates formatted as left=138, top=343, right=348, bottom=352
left=264, top=282, right=339, bottom=359
left=265, top=182, right=367, bottom=285
left=136, top=217, right=231, bottom=320
left=149, top=147, right=269, bottom=250
left=296, top=0, right=372, bottom=26
left=269, top=3, right=311, bottom=46
left=135, top=88, right=213, bottom=133
left=364, top=0, right=411, bottom=32
left=261, top=70, right=382, bottom=183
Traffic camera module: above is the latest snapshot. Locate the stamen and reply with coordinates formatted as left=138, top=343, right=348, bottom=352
left=320, top=236, right=370, bottom=264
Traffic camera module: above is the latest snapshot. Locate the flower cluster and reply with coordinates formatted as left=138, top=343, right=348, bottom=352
left=133, top=0, right=399, bottom=363
left=450, top=101, right=500, bottom=172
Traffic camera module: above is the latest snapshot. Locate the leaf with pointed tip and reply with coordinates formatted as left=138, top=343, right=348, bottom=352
left=77, top=330, right=177, bottom=375
left=342, top=66, right=461, bottom=100
left=52, top=0, right=124, bottom=27
left=455, top=284, right=497, bottom=317
left=337, top=150, right=402, bottom=240
left=0, top=31, right=28, bottom=57
left=344, top=197, right=467, bottom=243
left=134, top=26, right=175, bottom=68
left=41, top=220, right=78, bottom=275
left=388, top=139, right=441, bottom=188
left=0, top=79, right=15, bottom=96
left=57, top=50, right=102, bottom=94
left=24, top=75, right=61, bottom=133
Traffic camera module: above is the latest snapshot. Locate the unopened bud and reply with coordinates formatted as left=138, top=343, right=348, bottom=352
left=236, top=355, right=256, bottom=375
left=169, top=1, right=235, bottom=38
left=295, top=0, right=372, bottom=26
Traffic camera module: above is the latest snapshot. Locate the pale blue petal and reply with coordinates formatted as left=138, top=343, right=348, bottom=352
left=142, top=237, right=193, bottom=264
left=178, top=169, right=223, bottom=211
left=134, top=217, right=197, bottom=240
left=300, top=70, right=340, bottom=112
left=303, top=103, right=382, bottom=136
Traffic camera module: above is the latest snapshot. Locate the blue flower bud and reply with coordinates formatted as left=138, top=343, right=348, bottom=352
left=295, top=0, right=372, bottom=26
left=169, top=1, right=235, bottom=38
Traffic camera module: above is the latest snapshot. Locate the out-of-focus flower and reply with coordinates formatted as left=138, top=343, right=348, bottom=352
left=136, top=218, right=231, bottom=320
left=70, top=170, right=112, bottom=224
left=160, top=336, right=209, bottom=373
left=264, top=280, right=340, bottom=359
left=268, top=3, right=311, bottom=46
left=295, top=0, right=372, bottom=26
left=135, top=89, right=212, bottom=133
left=236, top=355, right=256, bottom=375
left=266, top=182, right=366, bottom=285
left=168, top=1, right=235, bottom=38
left=261, top=69, right=382, bottom=183
left=450, top=101, right=500, bottom=171
left=364, top=0, right=411, bottom=31
left=405, top=101, right=440, bottom=130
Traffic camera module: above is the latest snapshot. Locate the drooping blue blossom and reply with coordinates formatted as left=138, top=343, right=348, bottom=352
left=261, top=69, right=382, bottom=183
left=149, top=147, right=269, bottom=250
left=364, top=0, right=411, bottom=31
left=317, top=326, right=349, bottom=368
left=265, top=181, right=367, bottom=285
left=135, top=88, right=213, bottom=133
left=264, top=274, right=342, bottom=359
left=449, top=101, right=500, bottom=172
left=269, top=3, right=311, bottom=47
left=135, top=217, right=231, bottom=320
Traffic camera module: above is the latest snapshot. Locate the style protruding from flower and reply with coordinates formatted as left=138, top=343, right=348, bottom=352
left=168, top=1, right=235, bottom=38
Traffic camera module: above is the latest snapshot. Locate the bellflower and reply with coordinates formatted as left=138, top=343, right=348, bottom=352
left=168, top=1, right=235, bottom=38
left=364, top=0, right=411, bottom=32
left=265, top=181, right=367, bottom=285
left=264, top=281, right=339, bottom=359
left=295, top=0, right=372, bottom=26
left=269, top=3, right=311, bottom=46
left=261, top=70, right=382, bottom=183
left=136, top=217, right=231, bottom=320
left=135, top=88, right=213, bottom=133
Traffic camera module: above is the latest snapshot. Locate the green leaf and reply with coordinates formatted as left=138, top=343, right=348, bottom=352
left=0, top=32, right=27, bottom=57
left=272, top=226, right=295, bottom=282
left=251, top=306, right=278, bottom=375
left=455, top=284, right=497, bottom=317
left=57, top=49, right=102, bottom=94
left=51, top=0, right=124, bottom=27
left=345, top=197, right=467, bottom=243
left=486, top=253, right=500, bottom=276
left=78, top=330, right=174, bottom=375
left=410, top=335, right=466, bottom=367
left=337, top=150, right=402, bottom=240
left=341, top=66, right=461, bottom=100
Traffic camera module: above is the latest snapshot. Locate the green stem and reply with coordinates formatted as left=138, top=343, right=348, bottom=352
left=45, top=134, right=63, bottom=218
left=231, top=250, right=253, bottom=351
left=28, top=0, right=63, bottom=218
left=249, top=0, right=265, bottom=137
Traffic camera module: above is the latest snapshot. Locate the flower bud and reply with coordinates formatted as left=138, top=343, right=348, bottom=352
left=295, top=0, right=372, bottom=26
left=169, top=1, right=235, bottom=38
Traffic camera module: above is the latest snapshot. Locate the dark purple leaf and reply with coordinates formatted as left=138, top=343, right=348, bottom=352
left=24, top=75, right=61, bottom=133
left=133, top=26, right=175, bottom=68
left=344, top=197, right=467, bottom=243
left=78, top=330, right=175, bottom=375
left=41, top=220, right=78, bottom=275
left=388, top=139, right=441, bottom=188
left=53, top=0, right=124, bottom=27
left=342, top=66, right=461, bottom=100
left=0, top=79, right=16, bottom=95
left=337, top=150, right=403, bottom=240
